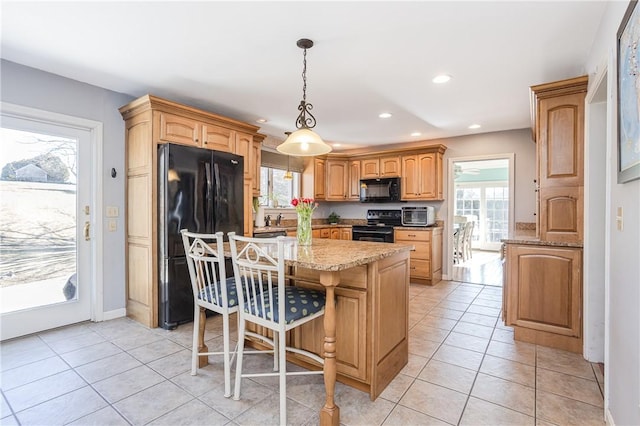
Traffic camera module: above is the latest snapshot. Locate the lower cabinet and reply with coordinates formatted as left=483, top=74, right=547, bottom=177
left=504, top=243, right=583, bottom=353
left=394, top=227, right=442, bottom=285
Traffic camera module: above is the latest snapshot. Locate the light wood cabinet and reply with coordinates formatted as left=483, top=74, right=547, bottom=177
left=326, top=159, right=349, bottom=201
left=531, top=76, right=587, bottom=243
left=504, top=243, right=582, bottom=353
left=313, top=158, right=326, bottom=200
left=330, top=228, right=340, bottom=239
left=361, top=156, right=401, bottom=178
left=400, top=151, right=444, bottom=200
left=201, top=122, right=234, bottom=152
left=319, top=228, right=330, bottom=239
left=119, top=95, right=262, bottom=328
left=348, top=160, right=361, bottom=200
left=158, top=112, right=201, bottom=147
left=394, top=228, right=443, bottom=285
left=340, top=228, right=352, bottom=240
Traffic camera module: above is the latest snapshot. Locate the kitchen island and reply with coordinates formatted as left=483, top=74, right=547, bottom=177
left=198, top=238, right=412, bottom=426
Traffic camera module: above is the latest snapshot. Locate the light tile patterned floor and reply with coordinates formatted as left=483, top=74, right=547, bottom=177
left=0, top=281, right=605, bottom=425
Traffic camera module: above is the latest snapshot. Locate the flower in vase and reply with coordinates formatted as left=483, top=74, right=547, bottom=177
left=291, top=197, right=319, bottom=214
left=291, top=198, right=318, bottom=245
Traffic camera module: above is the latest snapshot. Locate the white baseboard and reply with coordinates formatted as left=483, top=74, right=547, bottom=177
left=102, top=308, right=126, bottom=321
left=605, top=408, right=615, bottom=425
left=442, top=274, right=450, bottom=281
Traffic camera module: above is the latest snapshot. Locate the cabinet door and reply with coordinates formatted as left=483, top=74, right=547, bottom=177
left=340, top=228, right=352, bottom=240
left=250, top=141, right=261, bottom=195
left=243, top=179, right=253, bottom=236
left=330, top=228, right=340, bottom=239
left=539, top=186, right=583, bottom=243
left=348, top=160, right=361, bottom=200
left=314, top=158, right=326, bottom=200
left=159, top=112, right=200, bottom=147
left=538, top=93, right=584, bottom=188
left=234, top=132, right=253, bottom=181
left=202, top=123, right=234, bottom=152
left=401, top=155, right=419, bottom=199
left=320, top=228, right=330, bottom=239
left=326, top=159, right=348, bottom=200
left=380, top=156, right=401, bottom=177
left=417, top=153, right=437, bottom=199
left=292, top=284, right=367, bottom=380
left=361, top=159, right=379, bottom=178
left=506, top=245, right=582, bottom=337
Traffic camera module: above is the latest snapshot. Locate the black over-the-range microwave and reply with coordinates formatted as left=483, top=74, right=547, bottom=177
left=359, top=177, right=402, bottom=203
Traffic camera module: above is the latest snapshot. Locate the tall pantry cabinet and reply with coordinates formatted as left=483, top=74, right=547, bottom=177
left=119, top=95, right=263, bottom=328
left=503, top=76, right=587, bottom=354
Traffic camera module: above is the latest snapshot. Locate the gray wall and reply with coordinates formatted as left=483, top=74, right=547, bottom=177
left=586, top=3, right=640, bottom=424
left=1, top=59, right=134, bottom=313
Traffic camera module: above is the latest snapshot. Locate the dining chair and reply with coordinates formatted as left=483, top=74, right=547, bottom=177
left=453, top=228, right=464, bottom=264
left=462, top=220, right=475, bottom=261
left=181, top=230, right=239, bottom=398
left=228, top=232, right=326, bottom=425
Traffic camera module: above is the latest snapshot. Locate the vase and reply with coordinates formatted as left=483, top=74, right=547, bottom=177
left=296, top=210, right=313, bottom=246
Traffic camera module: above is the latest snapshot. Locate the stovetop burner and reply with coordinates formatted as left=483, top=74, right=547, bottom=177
left=364, top=209, right=402, bottom=227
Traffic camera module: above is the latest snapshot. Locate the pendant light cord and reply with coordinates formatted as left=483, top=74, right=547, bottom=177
left=302, top=47, right=307, bottom=103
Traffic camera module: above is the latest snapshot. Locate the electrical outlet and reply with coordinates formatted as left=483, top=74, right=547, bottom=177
left=108, top=219, right=117, bottom=232
left=106, top=206, right=119, bottom=217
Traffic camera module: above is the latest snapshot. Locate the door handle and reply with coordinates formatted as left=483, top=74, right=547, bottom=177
left=84, top=221, right=90, bottom=241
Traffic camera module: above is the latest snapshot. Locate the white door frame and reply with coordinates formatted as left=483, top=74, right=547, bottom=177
left=447, top=153, right=515, bottom=274
left=0, top=102, right=104, bottom=327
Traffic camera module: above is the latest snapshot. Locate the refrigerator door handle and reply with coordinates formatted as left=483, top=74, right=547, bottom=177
left=213, top=162, right=221, bottom=231
left=205, top=163, right=213, bottom=232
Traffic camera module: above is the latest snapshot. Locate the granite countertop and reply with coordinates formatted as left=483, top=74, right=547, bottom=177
left=393, top=225, right=443, bottom=231
left=253, top=224, right=353, bottom=234
left=502, top=233, right=583, bottom=248
left=226, top=238, right=414, bottom=271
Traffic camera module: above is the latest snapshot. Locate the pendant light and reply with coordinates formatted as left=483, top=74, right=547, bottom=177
left=277, top=38, right=332, bottom=157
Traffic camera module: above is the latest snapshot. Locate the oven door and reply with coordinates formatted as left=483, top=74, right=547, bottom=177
left=352, top=227, right=394, bottom=243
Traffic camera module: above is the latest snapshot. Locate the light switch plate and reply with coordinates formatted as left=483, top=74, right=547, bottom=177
left=106, top=206, right=119, bottom=218
left=108, top=219, right=117, bottom=232
left=616, top=206, right=623, bottom=231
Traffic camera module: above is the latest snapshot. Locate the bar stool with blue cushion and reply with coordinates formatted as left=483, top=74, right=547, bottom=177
left=181, top=230, right=239, bottom=398
left=228, top=232, right=326, bottom=426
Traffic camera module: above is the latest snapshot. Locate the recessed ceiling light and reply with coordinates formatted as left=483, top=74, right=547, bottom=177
left=333, top=143, right=341, bottom=147
left=411, top=132, right=422, bottom=137
left=256, top=118, right=268, bottom=123
left=432, top=74, right=451, bottom=84
left=379, top=112, right=392, bottom=119
left=469, top=124, right=481, bottom=129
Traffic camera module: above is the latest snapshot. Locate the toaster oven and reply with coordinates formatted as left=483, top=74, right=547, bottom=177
left=401, top=206, right=435, bottom=227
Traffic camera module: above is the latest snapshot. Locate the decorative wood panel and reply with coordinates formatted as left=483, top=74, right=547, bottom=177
left=127, top=175, right=151, bottom=239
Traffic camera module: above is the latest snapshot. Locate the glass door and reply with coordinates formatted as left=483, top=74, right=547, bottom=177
left=0, top=116, right=92, bottom=340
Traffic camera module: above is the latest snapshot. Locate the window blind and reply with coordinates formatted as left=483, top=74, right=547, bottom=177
left=261, top=149, right=304, bottom=173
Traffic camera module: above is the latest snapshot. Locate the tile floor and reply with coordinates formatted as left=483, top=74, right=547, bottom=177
left=1, top=280, right=605, bottom=425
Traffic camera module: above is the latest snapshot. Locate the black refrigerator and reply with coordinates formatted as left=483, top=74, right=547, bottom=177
left=158, top=143, right=244, bottom=329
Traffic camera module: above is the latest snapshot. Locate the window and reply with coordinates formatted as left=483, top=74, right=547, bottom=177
left=259, top=167, right=300, bottom=207
left=455, top=183, right=509, bottom=250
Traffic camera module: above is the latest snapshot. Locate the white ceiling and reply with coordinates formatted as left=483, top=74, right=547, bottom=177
left=1, top=1, right=606, bottom=151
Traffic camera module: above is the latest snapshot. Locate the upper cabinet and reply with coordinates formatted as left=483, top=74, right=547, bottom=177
left=401, top=150, right=444, bottom=201
left=360, top=156, right=401, bottom=179
left=326, top=158, right=350, bottom=201
left=530, top=76, right=587, bottom=243
left=159, top=112, right=201, bottom=147
left=202, top=122, right=235, bottom=152
left=348, top=160, right=361, bottom=200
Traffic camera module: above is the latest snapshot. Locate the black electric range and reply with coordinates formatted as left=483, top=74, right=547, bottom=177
left=351, top=209, right=402, bottom=243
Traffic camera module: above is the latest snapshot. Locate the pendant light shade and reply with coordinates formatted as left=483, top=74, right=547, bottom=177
left=277, top=128, right=331, bottom=156
left=276, top=38, right=332, bottom=157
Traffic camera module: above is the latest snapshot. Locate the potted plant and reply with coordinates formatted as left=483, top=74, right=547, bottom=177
left=328, top=212, right=340, bottom=225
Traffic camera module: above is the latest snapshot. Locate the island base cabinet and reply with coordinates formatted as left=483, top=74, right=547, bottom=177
left=504, top=244, right=582, bottom=353
left=245, top=252, right=410, bottom=400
